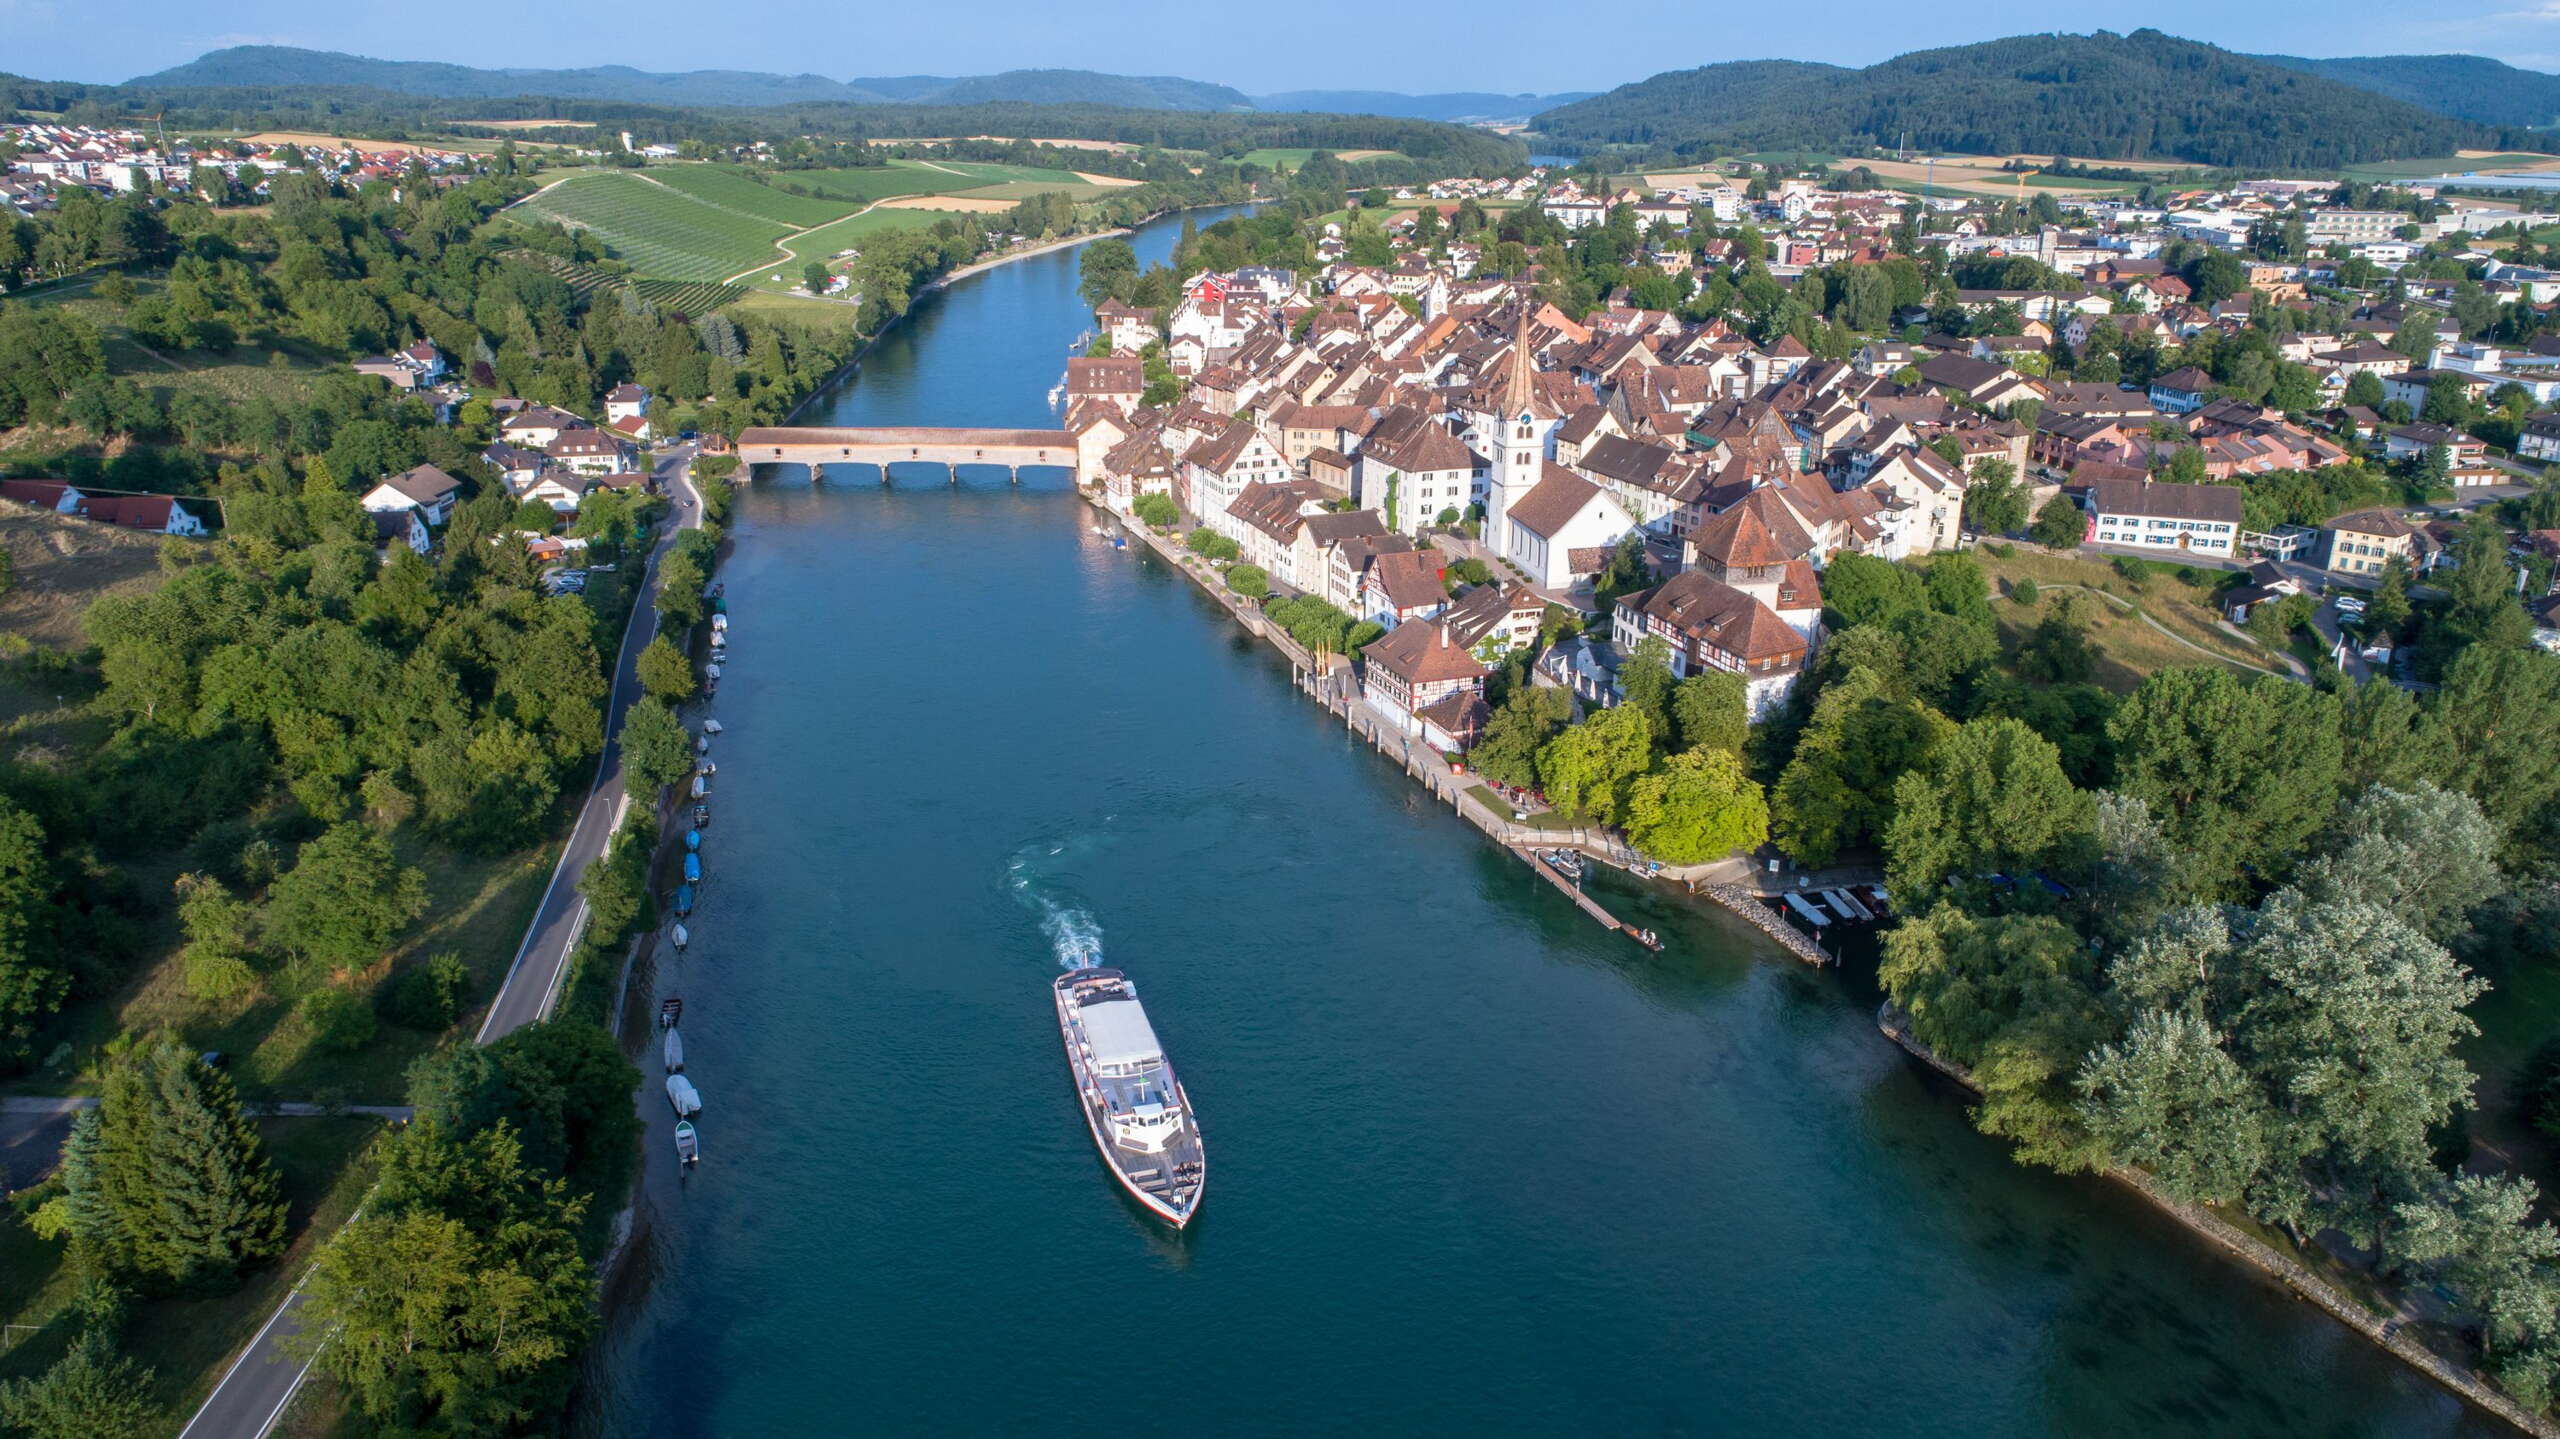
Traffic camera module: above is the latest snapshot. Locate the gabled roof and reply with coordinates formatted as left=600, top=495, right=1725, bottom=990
left=375, top=463, right=461, bottom=505
left=1506, top=466, right=1608, bottom=540
left=1364, top=620, right=1488, bottom=686
left=1617, top=571, right=1805, bottom=665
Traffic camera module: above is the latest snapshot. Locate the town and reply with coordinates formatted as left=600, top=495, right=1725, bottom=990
left=3, top=26, right=2560, bottom=1439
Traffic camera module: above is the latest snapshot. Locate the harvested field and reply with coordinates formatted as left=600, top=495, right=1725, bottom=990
left=239, top=131, right=456, bottom=155
left=1073, top=171, right=1144, bottom=187
left=455, top=118, right=594, bottom=129
left=0, top=501, right=177, bottom=650
left=877, top=194, right=1019, bottom=213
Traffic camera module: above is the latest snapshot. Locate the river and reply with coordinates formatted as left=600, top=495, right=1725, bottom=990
left=579, top=208, right=2503, bottom=1437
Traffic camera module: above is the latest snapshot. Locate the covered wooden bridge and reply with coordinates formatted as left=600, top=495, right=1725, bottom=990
left=734, top=426, right=1086, bottom=485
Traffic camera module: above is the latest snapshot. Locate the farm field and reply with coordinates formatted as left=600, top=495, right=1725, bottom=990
left=948, top=179, right=1120, bottom=201
left=234, top=130, right=502, bottom=155
left=2342, top=150, right=2560, bottom=180
left=760, top=206, right=954, bottom=286
left=912, top=159, right=1092, bottom=185
left=455, top=117, right=594, bottom=129
left=511, top=171, right=799, bottom=281
left=1859, top=155, right=2137, bottom=197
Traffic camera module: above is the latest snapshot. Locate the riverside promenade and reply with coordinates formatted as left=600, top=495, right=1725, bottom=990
left=1097, top=500, right=1862, bottom=967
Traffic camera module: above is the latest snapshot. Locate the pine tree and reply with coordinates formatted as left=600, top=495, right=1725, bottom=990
left=81, top=1038, right=288, bottom=1291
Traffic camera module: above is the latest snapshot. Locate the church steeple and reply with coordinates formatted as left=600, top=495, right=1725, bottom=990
left=1502, top=302, right=1537, bottom=422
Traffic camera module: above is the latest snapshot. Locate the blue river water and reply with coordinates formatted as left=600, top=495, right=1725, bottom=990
left=577, top=207, right=2505, bottom=1437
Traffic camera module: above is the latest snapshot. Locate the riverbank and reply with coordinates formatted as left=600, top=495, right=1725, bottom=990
left=1878, top=1004, right=2556, bottom=1439
left=1092, top=498, right=1847, bottom=964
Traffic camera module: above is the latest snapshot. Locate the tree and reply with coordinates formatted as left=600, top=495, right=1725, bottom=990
left=175, top=871, right=260, bottom=1000
left=1818, top=552, right=1925, bottom=630
left=636, top=634, right=693, bottom=703
left=1884, top=716, right=2093, bottom=900
left=2106, top=668, right=2341, bottom=899
left=1624, top=747, right=1769, bottom=862
left=0, top=796, right=61, bottom=1061
left=1616, top=636, right=1676, bottom=740
left=2031, top=493, right=2086, bottom=549
left=2366, top=554, right=2412, bottom=635
left=620, top=695, right=693, bottom=802
left=2394, top=1174, right=2560, bottom=1405
left=1131, top=493, right=1177, bottom=529
left=0, top=1332, right=158, bottom=1439
left=265, top=823, right=429, bottom=978
left=1771, top=667, right=1953, bottom=866
left=802, top=260, right=832, bottom=295
left=1224, top=564, right=1269, bottom=600
left=1472, top=685, right=1571, bottom=790
left=67, top=1037, right=288, bottom=1291
left=2077, top=1010, right=2270, bottom=1206
left=1670, top=671, right=1748, bottom=756
left=2427, top=647, right=2560, bottom=844
left=1078, top=237, right=1138, bottom=308
left=2293, top=783, right=2501, bottom=947
left=1964, top=457, right=2028, bottom=536
left=295, top=1122, right=594, bottom=1431
left=1536, top=705, right=1654, bottom=826
left=2343, top=370, right=2385, bottom=409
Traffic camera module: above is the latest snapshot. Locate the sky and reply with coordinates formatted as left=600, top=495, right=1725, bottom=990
left=4, top=0, right=2555, bottom=91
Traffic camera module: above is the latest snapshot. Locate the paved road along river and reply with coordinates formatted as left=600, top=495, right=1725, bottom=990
left=576, top=207, right=2506, bottom=1437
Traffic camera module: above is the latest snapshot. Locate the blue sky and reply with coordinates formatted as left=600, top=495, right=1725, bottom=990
left=5, top=0, right=2553, bottom=90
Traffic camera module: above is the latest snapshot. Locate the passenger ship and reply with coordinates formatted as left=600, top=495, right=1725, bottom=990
left=1053, top=966, right=1205, bottom=1227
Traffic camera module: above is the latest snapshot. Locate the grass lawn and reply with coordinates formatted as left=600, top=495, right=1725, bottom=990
left=18, top=827, right=557, bottom=1106
left=953, top=179, right=1119, bottom=202
left=1467, top=785, right=1582, bottom=831
left=0, top=1115, right=384, bottom=1425
left=1974, top=546, right=2288, bottom=693
left=751, top=207, right=953, bottom=292
left=1240, top=148, right=1317, bottom=171
left=723, top=289, right=864, bottom=328
left=2340, top=152, right=2560, bottom=180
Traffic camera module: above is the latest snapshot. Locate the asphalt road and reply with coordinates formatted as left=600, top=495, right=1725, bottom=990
left=177, top=447, right=704, bottom=1439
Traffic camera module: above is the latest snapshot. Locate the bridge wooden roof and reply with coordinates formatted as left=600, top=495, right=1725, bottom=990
left=737, top=426, right=1075, bottom=448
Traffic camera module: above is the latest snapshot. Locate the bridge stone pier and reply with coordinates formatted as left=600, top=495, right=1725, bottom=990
left=735, top=426, right=1087, bottom=487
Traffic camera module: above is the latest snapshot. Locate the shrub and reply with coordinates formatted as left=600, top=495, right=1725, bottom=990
left=386, top=953, right=471, bottom=1030
left=299, top=987, right=378, bottom=1053
left=2010, top=578, right=2040, bottom=606
left=2111, top=555, right=2153, bottom=587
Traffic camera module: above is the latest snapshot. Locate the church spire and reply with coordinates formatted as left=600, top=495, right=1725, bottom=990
left=1503, top=301, right=1536, bottom=420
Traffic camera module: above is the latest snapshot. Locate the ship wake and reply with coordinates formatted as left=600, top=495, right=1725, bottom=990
left=1005, top=839, right=1105, bottom=969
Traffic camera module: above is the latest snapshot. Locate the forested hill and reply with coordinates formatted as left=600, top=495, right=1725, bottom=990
left=124, top=47, right=1251, bottom=111
left=2253, top=52, right=2560, bottom=130
left=1532, top=30, right=2504, bottom=168
left=1249, top=90, right=1597, bottom=122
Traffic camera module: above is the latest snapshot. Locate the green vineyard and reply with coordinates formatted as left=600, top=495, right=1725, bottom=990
left=511, top=171, right=796, bottom=281
left=503, top=252, right=745, bottom=315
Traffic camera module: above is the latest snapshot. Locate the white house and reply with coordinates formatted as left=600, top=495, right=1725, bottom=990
left=2084, top=477, right=2242, bottom=559
left=360, top=463, right=463, bottom=526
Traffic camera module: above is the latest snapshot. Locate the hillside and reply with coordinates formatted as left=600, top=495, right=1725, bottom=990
left=1250, top=89, right=1597, bottom=122
left=1532, top=30, right=2499, bottom=168
left=126, top=48, right=1250, bottom=111
left=2254, top=52, right=2560, bottom=130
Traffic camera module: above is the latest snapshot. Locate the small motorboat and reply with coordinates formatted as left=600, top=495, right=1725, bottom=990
left=702, top=719, right=723, bottom=736
left=674, top=1119, right=700, bottom=1167
left=696, top=734, right=710, bottom=754
left=697, top=759, right=717, bottom=777
left=705, top=662, right=723, bottom=681
left=684, top=829, right=702, bottom=852
left=690, top=774, right=708, bottom=800
left=691, top=804, right=710, bottom=828
left=673, top=884, right=695, bottom=916
left=670, top=922, right=689, bottom=951
left=659, top=995, right=683, bottom=1029
left=1544, top=850, right=1584, bottom=883
left=666, top=1074, right=702, bottom=1117
left=663, top=1027, right=685, bottom=1072
left=1632, top=927, right=1663, bottom=952
left=682, top=853, right=702, bottom=884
